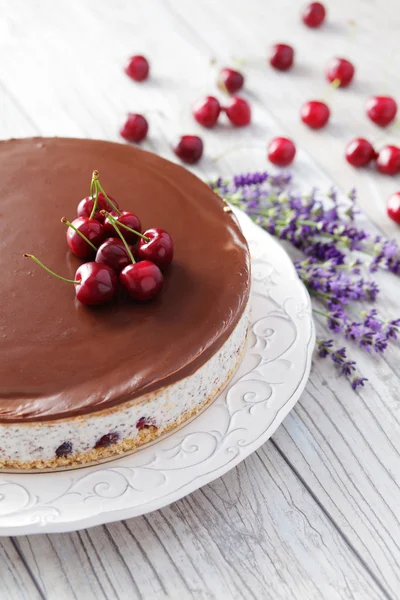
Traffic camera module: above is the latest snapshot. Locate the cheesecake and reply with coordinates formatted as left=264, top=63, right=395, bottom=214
left=0, top=138, right=251, bottom=470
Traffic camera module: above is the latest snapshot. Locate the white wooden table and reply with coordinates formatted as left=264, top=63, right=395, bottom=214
left=1, top=1, right=399, bottom=598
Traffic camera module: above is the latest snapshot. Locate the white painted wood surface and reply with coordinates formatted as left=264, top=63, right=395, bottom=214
left=0, top=0, right=399, bottom=598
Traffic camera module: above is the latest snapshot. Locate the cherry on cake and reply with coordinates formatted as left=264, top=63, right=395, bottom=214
left=0, top=138, right=251, bottom=471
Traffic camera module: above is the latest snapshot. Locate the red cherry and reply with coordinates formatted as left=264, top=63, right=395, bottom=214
left=120, top=261, right=163, bottom=301
left=345, top=138, right=377, bottom=167
left=136, top=416, right=156, bottom=430
left=269, top=44, right=294, bottom=71
left=366, top=96, right=398, bottom=127
left=77, top=193, right=119, bottom=223
left=75, top=262, right=118, bottom=306
left=267, top=137, right=296, bottom=167
left=137, top=228, right=173, bottom=269
left=66, top=217, right=105, bottom=259
left=172, top=135, right=203, bottom=164
left=326, top=57, right=355, bottom=88
left=24, top=255, right=117, bottom=306
left=302, top=2, right=326, bottom=27
left=104, top=211, right=142, bottom=244
left=193, top=96, right=221, bottom=128
left=387, top=192, right=400, bottom=224
left=301, top=100, right=330, bottom=129
left=120, top=113, right=148, bottom=143
left=224, top=97, right=251, bottom=127
left=96, top=238, right=135, bottom=274
left=218, top=68, right=244, bottom=94
left=376, top=145, right=400, bottom=175
left=124, top=55, right=149, bottom=82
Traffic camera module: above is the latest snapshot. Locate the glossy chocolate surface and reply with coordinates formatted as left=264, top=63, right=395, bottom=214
left=0, top=138, right=250, bottom=422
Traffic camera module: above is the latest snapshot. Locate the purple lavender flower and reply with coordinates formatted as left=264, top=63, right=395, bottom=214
left=317, top=339, right=333, bottom=358
left=209, top=172, right=400, bottom=388
left=352, top=376, right=367, bottom=390
left=385, top=318, right=400, bottom=340
left=327, top=311, right=345, bottom=333
left=317, top=340, right=366, bottom=386
left=363, top=309, right=381, bottom=332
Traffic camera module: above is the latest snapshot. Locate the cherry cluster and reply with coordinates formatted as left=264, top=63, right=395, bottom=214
left=25, top=171, right=173, bottom=306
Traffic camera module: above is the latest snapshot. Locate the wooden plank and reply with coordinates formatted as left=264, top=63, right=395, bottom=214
left=272, top=341, right=400, bottom=597
left=0, top=538, right=44, bottom=600
left=15, top=441, right=388, bottom=600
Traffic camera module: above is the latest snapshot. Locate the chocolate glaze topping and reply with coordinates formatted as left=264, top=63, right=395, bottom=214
left=0, top=138, right=250, bottom=422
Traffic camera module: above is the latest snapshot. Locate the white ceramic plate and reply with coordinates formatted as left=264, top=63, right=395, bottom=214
left=0, top=210, right=315, bottom=535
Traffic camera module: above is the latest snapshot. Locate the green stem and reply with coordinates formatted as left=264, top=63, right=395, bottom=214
left=101, top=211, right=150, bottom=241
left=61, top=218, right=97, bottom=252
left=312, top=308, right=330, bottom=318
left=96, top=180, right=122, bottom=215
left=310, top=289, right=373, bottom=321
left=103, top=215, right=135, bottom=264
left=24, top=254, right=80, bottom=284
left=89, top=170, right=100, bottom=220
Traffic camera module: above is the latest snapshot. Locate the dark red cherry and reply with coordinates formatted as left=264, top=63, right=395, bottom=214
left=366, top=96, right=398, bottom=127
left=301, top=100, right=330, bottom=129
left=136, top=416, right=156, bottom=430
left=66, top=217, right=105, bottom=259
left=218, top=68, right=244, bottom=95
left=77, top=197, right=103, bottom=222
left=387, top=192, right=400, bottom=224
left=97, top=192, right=119, bottom=212
left=137, top=228, right=173, bottom=269
left=172, top=135, right=203, bottom=164
left=269, top=44, right=294, bottom=71
left=224, top=97, right=251, bottom=126
left=55, top=442, right=73, bottom=458
left=95, top=432, right=120, bottom=448
left=120, top=261, right=163, bottom=301
left=345, top=138, right=377, bottom=167
left=267, top=137, right=296, bottom=166
left=77, top=193, right=119, bottom=223
left=125, top=55, right=149, bottom=81
left=302, top=2, right=326, bottom=27
left=104, top=211, right=142, bottom=244
left=326, top=57, right=355, bottom=88
left=75, top=262, right=118, bottom=306
left=193, top=96, right=221, bottom=128
left=96, top=238, right=135, bottom=273
left=376, top=145, right=400, bottom=175
left=120, top=113, right=148, bottom=142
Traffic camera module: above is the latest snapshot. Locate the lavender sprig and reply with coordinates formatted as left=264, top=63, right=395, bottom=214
left=316, top=341, right=367, bottom=390
left=209, top=172, right=400, bottom=387
left=209, top=173, right=400, bottom=273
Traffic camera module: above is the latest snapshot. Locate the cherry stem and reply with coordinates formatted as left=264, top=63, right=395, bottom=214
left=217, top=78, right=230, bottom=96
left=100, top=212, right=136, bottom=264
left=100, top=210, right=150, bottom=241
left=97, top=179, right=121, bottom=215
left=24, top=254, right=80, bottom=284
left=89, top=170, right=122, bottom=218
left=89, top=170, right=100, bottom=220
left=61, top=217, right=97, bottom=251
